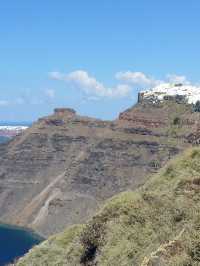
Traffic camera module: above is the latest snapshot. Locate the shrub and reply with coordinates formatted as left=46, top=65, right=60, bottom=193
left=194, top=101, right=200, bottom=112
left=173, top=117, right=181, bottom=125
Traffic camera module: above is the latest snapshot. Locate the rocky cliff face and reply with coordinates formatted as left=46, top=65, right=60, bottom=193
left=0, top=101, right=199, bottom=236
left=16, top=148, right=200, bottom=266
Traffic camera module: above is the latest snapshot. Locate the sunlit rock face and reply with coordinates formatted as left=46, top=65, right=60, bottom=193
left=1, top=98, right=200, bottom=237
left=138, top=83, right=200, bottom=105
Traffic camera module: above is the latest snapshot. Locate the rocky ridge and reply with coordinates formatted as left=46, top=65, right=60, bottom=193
left=0, top=88, right=200, bottom=236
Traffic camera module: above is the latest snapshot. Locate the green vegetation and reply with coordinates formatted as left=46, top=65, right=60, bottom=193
left=17, top=148, right=200, bottom=265
left=173, top=116, right=181, bottom=126
left=149, top=159, right=161, bottom=170
left=194, top=101, right=200, bottom=112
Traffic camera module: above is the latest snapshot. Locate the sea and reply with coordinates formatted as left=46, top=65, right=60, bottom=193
left=0, top=224, right=43, bottom=265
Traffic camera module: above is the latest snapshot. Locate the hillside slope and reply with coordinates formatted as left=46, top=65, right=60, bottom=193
left=0, top=99, right=199, bottom=236
left=17, top=148, right=200, bottom=266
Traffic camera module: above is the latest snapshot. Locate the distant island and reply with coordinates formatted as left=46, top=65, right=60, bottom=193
left=0, top=123, right=30, bottom=141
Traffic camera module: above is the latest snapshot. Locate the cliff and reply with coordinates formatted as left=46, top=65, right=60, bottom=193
left=16, top=147, right=200, bottom=266
left=0, top=100, right=199, bottom=237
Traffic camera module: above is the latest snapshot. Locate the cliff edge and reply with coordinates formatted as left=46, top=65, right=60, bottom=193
left=1, top=85, right=200, bottom=236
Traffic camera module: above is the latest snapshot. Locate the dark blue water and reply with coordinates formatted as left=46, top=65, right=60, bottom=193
left=0, top=224, right=44, bottom=266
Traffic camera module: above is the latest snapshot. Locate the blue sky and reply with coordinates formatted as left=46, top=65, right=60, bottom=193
left=1, top=0, right=200, bottom=122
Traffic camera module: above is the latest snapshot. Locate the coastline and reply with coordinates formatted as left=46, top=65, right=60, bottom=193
left=0, top=222, right=45, bottom=242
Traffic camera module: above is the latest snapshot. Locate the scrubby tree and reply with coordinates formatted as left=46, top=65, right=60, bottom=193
left=194, top=101, right=200, bottom=112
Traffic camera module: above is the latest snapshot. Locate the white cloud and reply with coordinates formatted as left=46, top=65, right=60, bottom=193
left=45, top=89, right=55, bottom=99
left=115, top=71, right=162, bottom=87
left=109, top=84, right=131, bottom=98
left=66, top=71, right=107, bottom=96
left=49, top=70, right=131, bottom=98
left=49, top=70, right=193, bottom=100
left=0, top=100, right=9, bottom=106
left=116, top=71, right=191, bottom=88
left=166, top=74, right=190, bottom=85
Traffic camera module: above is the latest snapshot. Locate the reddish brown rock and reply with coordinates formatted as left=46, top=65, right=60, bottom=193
left=0, top=100, right=199, bottom=237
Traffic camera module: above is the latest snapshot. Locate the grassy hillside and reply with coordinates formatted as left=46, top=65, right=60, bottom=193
left=17, top=148, right=200, bottom=265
